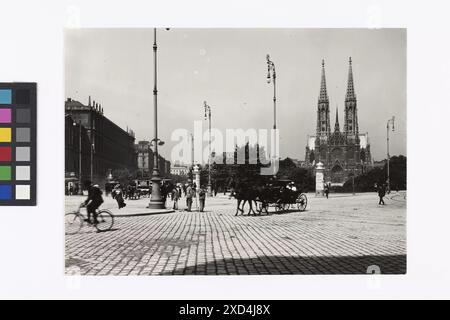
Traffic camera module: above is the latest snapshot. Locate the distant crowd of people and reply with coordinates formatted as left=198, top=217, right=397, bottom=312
left=70, top=178, right=395, bottom=215
left=68, top=179, right=212, bottom=213
left=170, top=181, right=207, bottom=212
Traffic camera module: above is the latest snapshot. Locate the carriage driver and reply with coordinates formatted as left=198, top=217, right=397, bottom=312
left=287, top=182, right=297, bottom=192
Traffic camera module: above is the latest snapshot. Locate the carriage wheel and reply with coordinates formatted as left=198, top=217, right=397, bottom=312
left=296, top=193, right=308, bottom=212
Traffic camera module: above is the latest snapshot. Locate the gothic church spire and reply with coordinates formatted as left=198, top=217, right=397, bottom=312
left=334, top=107, right=340, bottom=132
left=345, top=57, right=356, bottom=101
left=319, top=59, right=329, bottom=103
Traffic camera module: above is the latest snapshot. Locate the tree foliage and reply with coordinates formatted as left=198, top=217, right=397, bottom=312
left=343, top=155, right=407, bottom=192
left=276, top=157, right=315, bottom=192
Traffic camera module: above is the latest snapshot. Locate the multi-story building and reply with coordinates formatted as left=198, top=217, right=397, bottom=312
left=135, top=141, right=154, bottom=178
left=170, top=165, right=190, bottom=176
left=135, top=140, right=171, bottom=178
left=304, top=58, right=372, bottom=185
left=65, top=97, right=137, bottom=187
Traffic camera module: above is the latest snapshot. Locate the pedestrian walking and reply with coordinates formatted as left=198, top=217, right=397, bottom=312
left=377, top=183, right=386, bottom=205
left=324, top=182, right=330, bottom=199
left=113, top=185, right=126, bottom=209
left=186, top=183, right=194, bottom=212
left=199, top=187, right=206, bottom=212
left=172, top=187, right=180, bottom=210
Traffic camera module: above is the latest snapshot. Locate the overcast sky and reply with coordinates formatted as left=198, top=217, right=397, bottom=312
left=65, top=28, right=406, bottom=161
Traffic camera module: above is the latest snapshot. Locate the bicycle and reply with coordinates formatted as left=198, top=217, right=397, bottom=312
left=65, top=203, right=115, bottom=235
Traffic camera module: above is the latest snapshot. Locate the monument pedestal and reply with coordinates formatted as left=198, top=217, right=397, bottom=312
left=315, top=162, right=325, bottom=197
left=147, top=175, right=166, bottom=209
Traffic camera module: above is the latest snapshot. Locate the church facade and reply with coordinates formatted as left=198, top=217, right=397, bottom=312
left=304, top=58, right=372, bottom=185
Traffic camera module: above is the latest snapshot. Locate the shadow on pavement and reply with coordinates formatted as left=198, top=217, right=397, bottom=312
left=235, top=209, right=307, bottom=217
left=159, top=254, right=406, bottom=275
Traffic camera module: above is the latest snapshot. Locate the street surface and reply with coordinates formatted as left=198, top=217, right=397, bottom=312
left=65, top=192, right=406, bottom=275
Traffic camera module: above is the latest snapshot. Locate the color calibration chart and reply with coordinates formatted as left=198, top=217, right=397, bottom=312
left=0, top=83, right=36, bottom=206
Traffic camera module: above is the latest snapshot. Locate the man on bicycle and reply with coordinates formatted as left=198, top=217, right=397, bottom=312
left=83, top=181, right=104, bottom=224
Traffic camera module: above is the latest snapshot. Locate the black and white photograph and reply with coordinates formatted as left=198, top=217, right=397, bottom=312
left=64, top=28, right=407, bottom=275
left=6, top=0, right=450, bottom=302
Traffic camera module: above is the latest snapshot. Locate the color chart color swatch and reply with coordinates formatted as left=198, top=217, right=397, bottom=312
left=0, top=83, right=36, bottom=206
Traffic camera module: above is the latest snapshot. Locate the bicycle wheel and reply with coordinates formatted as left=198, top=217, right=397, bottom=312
left=65, top=213, right=83, bottom=235
left=95, top=210, right=114, bottom=232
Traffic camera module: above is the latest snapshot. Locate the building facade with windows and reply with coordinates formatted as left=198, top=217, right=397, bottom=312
left=170, top=165, right=190, bottom=176
left=135, top=140, right=171, bottom=178
left=65, top=97, right=137, bottom=187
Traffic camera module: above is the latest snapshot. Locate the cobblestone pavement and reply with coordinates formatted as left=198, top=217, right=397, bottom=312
left=65, top=192, right=406, bottom=275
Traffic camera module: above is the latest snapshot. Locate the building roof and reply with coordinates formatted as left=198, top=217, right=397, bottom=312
left=65, top=97, right=135, bottom=139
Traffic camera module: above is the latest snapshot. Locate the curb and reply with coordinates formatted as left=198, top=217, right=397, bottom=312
left=112, top=209, right=175, bottom=217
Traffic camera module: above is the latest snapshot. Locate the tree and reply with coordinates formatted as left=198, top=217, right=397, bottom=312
left=388, top=155, right=407, bottom=191
left=342, top=155, right=407, bottom=192
left=277, top=157, right=315, bottom=192
left=112, top=168, right=136, bottom=186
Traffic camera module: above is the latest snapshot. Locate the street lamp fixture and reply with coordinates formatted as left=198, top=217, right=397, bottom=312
left=151, top=138, right=165, bottom=146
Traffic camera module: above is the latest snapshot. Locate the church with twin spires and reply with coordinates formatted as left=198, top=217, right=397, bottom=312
left=304, top=58, right=372, bottom=185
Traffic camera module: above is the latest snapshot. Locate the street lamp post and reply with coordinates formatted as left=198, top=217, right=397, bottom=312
left=77, top=122, right=83, bottom=195
left=386, top=116, right=395, bottom=193
left=190, top=132, right=194, bottom=168
left=266, top=54, right=277, bottom=175
left=266, top=54, right=277, bottom=131
left=90, top=141, right=94, bottom=184
left=204, top=101, right=212, bottom=196
left=148, top=28, right=166, bottom=209
left=73, top=121, right=84, bottom=195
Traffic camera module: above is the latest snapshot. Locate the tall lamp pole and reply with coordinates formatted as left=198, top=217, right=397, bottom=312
left=266, top=54, right=277, bottom=173
left=90, top=141, right=94, bottom=184
left=386, top=116, right=395, bottom=193
left=148, top=28, right=166, bottom=209
left=204, top=101, right=212, bottom=196
left=72, top=121, right=84, bottom=195
left=266, top=54, right=277, bottom=131
left=77, top=122, right=83, bottom=195
left=190, top=132, right=194, bottom=169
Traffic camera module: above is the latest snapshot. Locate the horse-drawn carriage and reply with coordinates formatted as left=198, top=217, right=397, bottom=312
left=255, top=179, right=308, bottom=214
left=233, top=178, right=308, bottom=215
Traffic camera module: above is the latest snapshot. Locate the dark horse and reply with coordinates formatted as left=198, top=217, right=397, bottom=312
left=232, top=181, right=259, bottom=216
